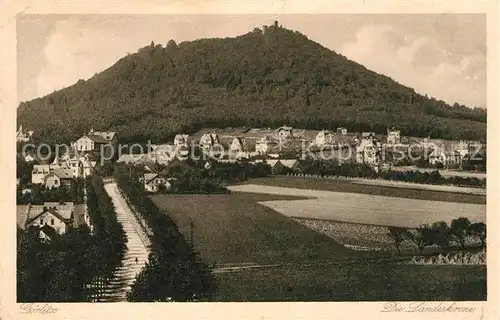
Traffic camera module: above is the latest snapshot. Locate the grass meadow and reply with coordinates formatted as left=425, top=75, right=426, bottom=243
left=151, top=188, right=487, bottom=301
left=150, top=193, right=355, bottom=266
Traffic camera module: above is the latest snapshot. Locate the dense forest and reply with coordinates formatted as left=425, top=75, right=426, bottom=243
left=17, top=22, right=486, bottom=145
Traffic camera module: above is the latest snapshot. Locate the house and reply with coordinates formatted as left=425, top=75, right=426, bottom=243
left=174, top=134, right=189, bottom=146
left=276, top=126, right=293, bottom=140
left=356, top=139, right=380, bottom=165
left=44, top=168, right=74, bottom=190
left=116, top=153, right=146, bottom=165
left=387, top=128, right=401, bottom=145
left=147, top=144, right=188, bottom=165
left=19, top=202, right=88, bottom=236
left=24, top=152, right=36, bottom=163
left=16, top=125, right=33, bottom=142
left=31, top=164, right=61, bottom=184
left=62, top=156, right=83, bottom=178
left=230, top=137, right=246, bottom=153
left=143, top=173, right=172, bottom=193
left=254, top=159, right=301, bottom=173
left=429, top=149, right=461, bottom=167
left=79, top=158, right=96, bottom=177
left=21, top=203, right=72, bottom=235
left=199, top=132, right=220, bottom=150
left=255, top=136, right=274, bottom=154
left=74, top=129, right=118, bottom=158
left=361, top=132, right=376, bottom=140
left=336, top=127, right=347, bottom=135
left=314, top=130, right=334, bottom=146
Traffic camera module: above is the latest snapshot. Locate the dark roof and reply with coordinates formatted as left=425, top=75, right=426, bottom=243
left=87, top=134, right=110, bottom=144
left=50, top=168, right=74, bottom=179
left=26, top=208, right=72, bottom=226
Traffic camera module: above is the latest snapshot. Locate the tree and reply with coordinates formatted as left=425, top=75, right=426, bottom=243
left=469, top=222, right=486, bottom=248
left=387, top=226, right=407, bottom=255
left=450, top=217, right=472, bottom=250
left=429, top=221, right=451, bottom=250
left=405, top=225, right=433, bottom=255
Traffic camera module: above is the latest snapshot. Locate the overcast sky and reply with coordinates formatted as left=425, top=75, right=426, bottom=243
left=17, top=14, right=486, bottom=108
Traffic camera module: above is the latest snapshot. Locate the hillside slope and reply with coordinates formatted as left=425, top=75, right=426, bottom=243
left=17, top=23, right=486, bottom=144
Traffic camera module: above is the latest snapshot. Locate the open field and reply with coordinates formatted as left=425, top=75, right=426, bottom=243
left=151, top=191, right=486, bottom=301
left=242, top=176, right=486, bottom=204
left=151, top=193, right=355, bottom=266
left=215, top=258, right=486, bottom=301
left=351, top=178, right=485, bottom=195
left=228, top=184, right=486, bottom=228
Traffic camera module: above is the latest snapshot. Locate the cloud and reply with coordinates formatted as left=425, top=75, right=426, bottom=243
left=341, top=25, right=486, bottom=108
left=36, top=18, right=137, bottom=98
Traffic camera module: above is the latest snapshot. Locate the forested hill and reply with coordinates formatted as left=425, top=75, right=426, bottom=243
left=17, top=23, right=486, bottom=144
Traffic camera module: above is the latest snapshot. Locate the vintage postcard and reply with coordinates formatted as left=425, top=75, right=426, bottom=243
left=0, top=0, right=498, bottom=319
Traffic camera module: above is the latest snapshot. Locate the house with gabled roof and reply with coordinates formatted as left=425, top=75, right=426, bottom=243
left=73, top=128, right=118, bottom=159
left=24, top=205, right=74, bottom=235
left=143, top=173, right=173, bottom=193
left=18, top=202, right=88, bottom=238
left=44, top=168, right=74, bottom=189
left=17, top=125, right=33, bottom=142
left=230, top=137, right=246, bottom=153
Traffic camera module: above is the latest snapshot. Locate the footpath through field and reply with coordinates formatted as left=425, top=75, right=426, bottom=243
left=100, top=182, right=151, bottom=302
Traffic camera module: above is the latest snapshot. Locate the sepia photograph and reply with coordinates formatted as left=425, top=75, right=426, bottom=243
left=13, top=12, right=489, bottom=303
left=1, top=2, right=497, bottom=318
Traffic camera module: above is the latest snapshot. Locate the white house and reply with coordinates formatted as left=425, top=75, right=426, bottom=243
left=74, top=129, right=118, bottom=156
left=336, top=127, right=348, bottom=135
left=387, top=128, right=401, bottom=145
left=356, top=138, right=380, bottom=165
left=200, top=132, right=220, bottom=150
left=314, top=130, right=334, bottom=146
left=17, top=125, right=33, bottom=142
left=147, top=144, right=188, bottom=165
left=24, top=153, right=36, bottom=163
left=44, top=168, right=74, bottom=190
left=276, top=126, right=293, bottom=140
left=23, top=204, right=74, bottom=235
left=174, top=134, right=189, bottom=146
left=429, top=149, right=461, bottom=167
left=230, top=137, right=246, bottom=153
left=31, top=164, right=62, bottom=184
left=255, top=136, right=274, bottom=154
left=143, top=173, right=172, bottom=193
left=116, top=153, right=146, bottom=165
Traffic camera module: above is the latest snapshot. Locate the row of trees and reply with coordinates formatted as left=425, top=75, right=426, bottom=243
left=85, top=175, right=128, bottom=280
left=295, top=159, right=486, bottom=188
left=113, top=165, right=216, bottom=301
left=387, top=217, right=486, bottom=255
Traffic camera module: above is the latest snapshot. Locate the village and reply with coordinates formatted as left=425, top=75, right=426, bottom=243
left=16, top=123, right=486, bottom=240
